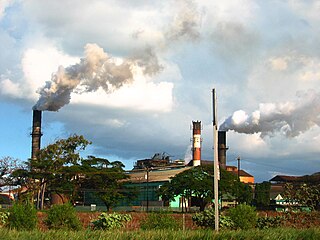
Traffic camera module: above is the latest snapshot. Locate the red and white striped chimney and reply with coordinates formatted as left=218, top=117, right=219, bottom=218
left=192, top=121, right=202, bottom=166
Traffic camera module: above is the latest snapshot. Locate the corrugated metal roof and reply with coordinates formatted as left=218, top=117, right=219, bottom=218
left=127, top=166, right=192, bottom=183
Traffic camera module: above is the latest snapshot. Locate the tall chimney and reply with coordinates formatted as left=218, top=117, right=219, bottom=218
left=31, top=110, right=43, bottom=160
left=192, top=121, right=202, bottom=166
left=218, top=131, right=228, bottom=170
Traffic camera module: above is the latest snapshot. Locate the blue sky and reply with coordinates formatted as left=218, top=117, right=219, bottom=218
left=1, top=0, right=320, bottom=182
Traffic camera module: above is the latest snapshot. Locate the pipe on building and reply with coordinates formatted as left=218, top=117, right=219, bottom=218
left=218, top=131, right=228, bottom=170
left=192, top=121, right=202, bottom=166
left=31, top=110, right=43, bottom=160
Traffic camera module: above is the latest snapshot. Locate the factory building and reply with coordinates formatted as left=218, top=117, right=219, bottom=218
left=123, top=121, right=254, bottom=210
left=29, top=112, right=254, bottom=210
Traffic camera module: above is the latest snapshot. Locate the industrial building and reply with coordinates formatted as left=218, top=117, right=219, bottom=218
left=123, top=121, right=254, bottom=210
left=29, top=111, right=254, bottom=210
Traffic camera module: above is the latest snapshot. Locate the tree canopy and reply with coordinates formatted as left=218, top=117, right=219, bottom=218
left=158, top=165, right=253, bottom=211
left=11, top=134, right=131, bottom=210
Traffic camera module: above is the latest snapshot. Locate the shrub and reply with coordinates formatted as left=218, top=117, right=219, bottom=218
left=192, top=209, right=234, bottom=229
left=256, top=216, right=284, bottom=229
left=140, top=213, right=181, bottom=230
left=7, top=202, right=37, bottom=230
left=45, top=203, right=82, bottom=230
left=192, top=209, right=215, bottom=228
left=0, top=212, right=9, bottom=227
left=227, top=204, right=257, bottom=230
left=91, top=212, right=132, bottom=230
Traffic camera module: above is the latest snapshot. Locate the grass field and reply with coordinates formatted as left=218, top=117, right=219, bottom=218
left=0, top=228, right=319, bottom=240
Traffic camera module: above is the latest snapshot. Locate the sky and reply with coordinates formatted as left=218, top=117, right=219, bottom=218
left=1, top=0, right=320, bottom=182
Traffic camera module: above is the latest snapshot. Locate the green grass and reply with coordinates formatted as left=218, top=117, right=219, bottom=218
left=0, top=228, right=319, bottom=240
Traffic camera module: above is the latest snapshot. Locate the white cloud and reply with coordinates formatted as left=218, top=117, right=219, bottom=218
left=0, top=0, right=12, bottom=20
left=71, top=77, right=174, bottom=112
left=1, top=0, right=320, bottom=181
left=0, top=78, right=21, bottom=97
left=269, top=57, right=288, bottom=71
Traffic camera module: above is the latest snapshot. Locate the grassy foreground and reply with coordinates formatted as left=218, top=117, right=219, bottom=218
left=0, top=228, right=319, bottom=240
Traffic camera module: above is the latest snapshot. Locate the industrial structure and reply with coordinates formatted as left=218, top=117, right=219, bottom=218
left=28, top=111, right=254, bottom=210
left=123, top=120, right=254, bottom=210
left=31, top=110, right=42, bottom=160
left=192, top=121, right=202, bottom=166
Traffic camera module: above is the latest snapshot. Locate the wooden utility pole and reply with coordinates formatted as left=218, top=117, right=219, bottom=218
left=212, top=89, right=219, bottom=232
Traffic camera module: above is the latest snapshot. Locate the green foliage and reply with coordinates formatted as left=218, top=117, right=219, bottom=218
left=158, top=166, right=253, bottom=211
left=0, top=228, right=320, bottom=240
left=254, top=181, right=271, bottom=207
left=227, top=204, right=257, bottom=230
left=80, top=156, right=132, bottom=211
left=12, top=135, right=131, bottom=210
left=256, top=216, right=284, bottom=229
left=45, top=203, right=82, bottom=230
left=192, top=209, right=234, bottom=229
left=284, top=183, right=320, bottom=210
left=192, top=209, right=215, bottom=228
left=7, top=202, right=37, bottom=230
left=91, top=212, right=132, bottom=230
left=0, top=211, right=9, bottom=227
left=140, top=213, right=181, bottom=230
left=219, top=215, right=234, bottom=229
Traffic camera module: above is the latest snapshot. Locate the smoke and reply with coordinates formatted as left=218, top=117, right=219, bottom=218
left=165, top=0, right=202, bottom=42
left=220, top=90, right=320, bottom=137
left=184, top=142, right=193, bottom=165
left=33, top=43, right=162, bottom=111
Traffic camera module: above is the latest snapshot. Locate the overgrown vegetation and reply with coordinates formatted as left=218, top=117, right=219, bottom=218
left=45, top=203, right=82, bottom=230
left=140, top=213, right=181, bottom=230
left=283, top=182, right=320, bottom=210
left=0, top=228, right=319, bottom=240
left=253, top=181, right=271, bottom=208
left=0, top=211, right=9, bottom=227
left=192, top=209, right=234, bottom=229
left=7, top=202, right=37, bottom=230
left=91, top=212, right=132, bottom=230
left=227, top=204, right=257, bottom=230
left=256, top=216, right=284, bottom=229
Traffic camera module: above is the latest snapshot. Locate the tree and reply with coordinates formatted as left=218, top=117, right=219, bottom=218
left=253, top=181, right=271, bottom=208
left=12, top=135, right=133, bottom=210
left=283, top=182, right=320, bottom=210
left=0, top=156, right=23, bottom=190
left=79, top=156, right=132, bottom=211
left=158, top=165, right=252, bottom=211
left=10, top=135, right=91, bottom=209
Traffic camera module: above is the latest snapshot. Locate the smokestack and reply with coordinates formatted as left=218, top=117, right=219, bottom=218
left=218, top=131, right=228, bottom=170
left=31, top=110, right=43, bottom=160
left=192, top=121, right=202, bottom=166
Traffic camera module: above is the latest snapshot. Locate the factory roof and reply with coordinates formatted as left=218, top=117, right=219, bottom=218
left=269, top=172, right=320, bottom=183
left=127, top=166, right=192, bottom=183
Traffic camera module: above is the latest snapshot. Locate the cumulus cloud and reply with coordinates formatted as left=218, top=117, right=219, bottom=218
left=1, top=0, right=320, bottom=181
left=0, top=0, right=12, bottom=20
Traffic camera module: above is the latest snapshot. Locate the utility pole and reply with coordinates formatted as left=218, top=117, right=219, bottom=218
left=212, top=89, right=219, bottom=232
left=146, top=166, right=149, bottom=212
left=237, top=156, right=241, bottom=206
left=237, top=156, right=241, bottom=179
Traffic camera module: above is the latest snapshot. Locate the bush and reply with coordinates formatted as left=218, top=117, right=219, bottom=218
left=7, top=202, right=37, bottom=230
left=256, top=216, right=284, bottom=229
left=140, top=213, right=181, bottom=230
left=45, top=203, right=82, bottom=230
left=227, top=204, right=257, bottom=230
left=192, top=209, right=215, bottom=228
left=192, top=209, right=234, bottom=229
left=0, top=211, right=9, bottom=227
left=91, top=212, right=132, bottom=230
